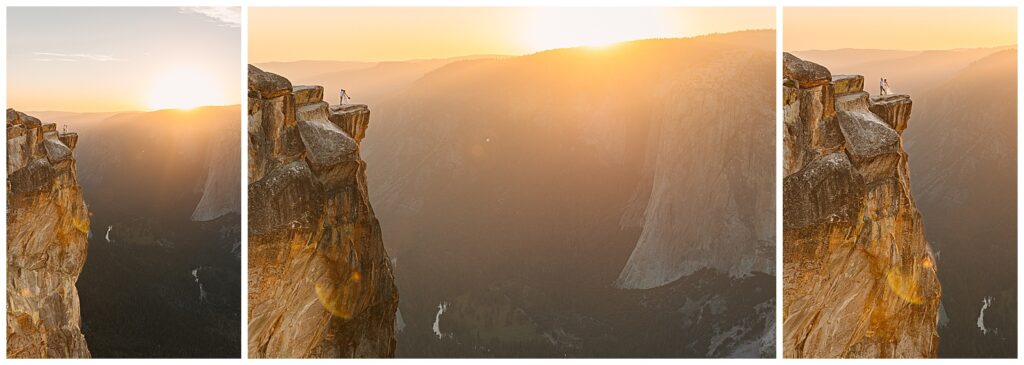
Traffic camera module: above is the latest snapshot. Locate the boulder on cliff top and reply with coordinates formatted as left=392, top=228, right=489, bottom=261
left=7, top=109, right=20, bottom=125
left=296, top=101, right=329, bottom=124
left=42, top=137, right=72, bottom=163
left=832, top=75, right=864, bottom=95
left=248, top=65, right=292, bottom=99
left=18, top=112, right=42, bottom=129
left=293, top=85, right=324, bottom=105
left=297, top=118, right=358, bottom=168
left=784, top=52, right=831, bottom=88
left=835, top=91, right=870, bottom=112
left=837, top=110, right=902, bottom=185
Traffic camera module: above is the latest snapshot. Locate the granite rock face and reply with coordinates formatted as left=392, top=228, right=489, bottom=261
left=782, top=54, right=941, bottom=358
left=247, top=65, right=398, bottom=358
left=615, top=48, right=775, bottom=288
left=6, top=109, right=91, bottom=358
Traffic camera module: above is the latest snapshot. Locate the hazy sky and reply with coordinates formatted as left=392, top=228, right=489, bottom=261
left=249, top=7, right=775, bottom=63
left=8, top=7, right=241, bottom=112
left=785, top=7, right=1017, bottom=51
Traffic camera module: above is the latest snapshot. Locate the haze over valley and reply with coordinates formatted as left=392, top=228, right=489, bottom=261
left=258, top=29, right=776, bottom=357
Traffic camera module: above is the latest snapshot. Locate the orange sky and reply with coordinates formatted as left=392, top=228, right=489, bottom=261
left=785, top=7, right=1016, bottom=51
left=8, top=7, right=240, bottom=112
left=249, top=7, right=775, bottom=62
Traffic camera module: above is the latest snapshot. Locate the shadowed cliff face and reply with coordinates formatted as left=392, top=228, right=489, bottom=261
left=782, top=53, right=941, bottom=358
left=6, top=109, right=91, bottom=358
left=247, top=65, right=398, bottom=358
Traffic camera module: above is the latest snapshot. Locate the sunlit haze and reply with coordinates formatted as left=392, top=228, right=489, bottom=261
left=249, top=7, right=775, bottom=62
left=7, top=7, right=241, bottom=112
left=785, top=7, right=1016, bottom=51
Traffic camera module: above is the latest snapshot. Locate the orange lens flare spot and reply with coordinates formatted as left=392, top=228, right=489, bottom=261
left=315, top=282, right=354, bottom=319
left=315, top=272, right=364, bottom=319
left=885, top=269, right=925, bottom=305
left=922, top=256, right=934, bottom=269
left=72, top=215, right=90, bottom=234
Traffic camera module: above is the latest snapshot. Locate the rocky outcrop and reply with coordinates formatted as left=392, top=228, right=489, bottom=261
left=6, top=109, right=91, bottom=358
left=247, top=65, right=398, bottom=358
left=782, top=54, right=941, bottom=358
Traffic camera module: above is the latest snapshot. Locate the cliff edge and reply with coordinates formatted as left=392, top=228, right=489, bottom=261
left=6, top=109, right=91, bottom=358
left=782, top=53, right=941, bottom=358
left=247, top=65, right=398, bottom=358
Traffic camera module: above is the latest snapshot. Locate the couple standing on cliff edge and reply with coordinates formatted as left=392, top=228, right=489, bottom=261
left=879, top=77, right=895, bottom=95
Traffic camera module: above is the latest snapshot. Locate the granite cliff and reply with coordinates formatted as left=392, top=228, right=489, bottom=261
left=6, top=109, right=91, bottom=358
left=247, top=65, right=398, bottom=358
left=782, top=53, right=941, bottom=358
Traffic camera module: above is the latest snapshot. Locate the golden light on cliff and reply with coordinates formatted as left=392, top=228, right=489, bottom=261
left=885, top=269, right=925, bottom=305
left=315, top=271, right=365, bottom=319
left=922, top=256, right=934, bottom=269
left=146, top=67, right=223, bottom=110
left=315, top=281, right=354, bottom=319
left=72, top=215, right=90, bottom=235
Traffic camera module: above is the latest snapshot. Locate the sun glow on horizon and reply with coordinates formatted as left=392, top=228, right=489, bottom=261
left=249, top=8, right=774, bottom=63
left=146, top=67, right=225, bottom=111
left=520, top=8, right=673, bottom=52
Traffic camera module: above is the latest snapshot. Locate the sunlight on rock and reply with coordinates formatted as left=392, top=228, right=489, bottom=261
left=315, top=281, right=355, bottom=319
left=885, top=269, right=924, bottom=305
left=72, top=214, right=90, bottom=234
left=315, top=271, right=365, bottom=319
left=922, top=256, right=934, bottom=269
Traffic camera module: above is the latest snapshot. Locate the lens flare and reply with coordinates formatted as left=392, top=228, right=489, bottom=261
left=885, top=269, right=924, bottom=305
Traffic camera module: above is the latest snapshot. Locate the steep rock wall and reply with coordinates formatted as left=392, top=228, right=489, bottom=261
left=247, top=65, right=397, bottom=358
left=615, top=48, right=776, bottom=288
left=782, top=53, right=941, bottom=358
left=6, top=109, right=91, bottom=358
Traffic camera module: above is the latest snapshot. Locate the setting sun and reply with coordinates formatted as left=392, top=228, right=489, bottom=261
left=521, top=8, right=671, bottom=51
left=249, top=8, right=774, bottom=63
left=146, top=68, right=224, bottom=110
